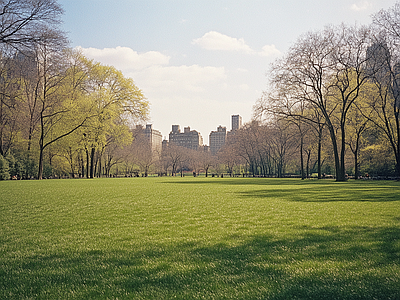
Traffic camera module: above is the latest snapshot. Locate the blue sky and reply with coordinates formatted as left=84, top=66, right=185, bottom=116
left=58, top=0, right=398, bottom=144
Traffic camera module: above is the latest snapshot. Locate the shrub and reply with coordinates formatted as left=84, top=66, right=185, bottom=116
left=0, top=155, right=10, bottom=180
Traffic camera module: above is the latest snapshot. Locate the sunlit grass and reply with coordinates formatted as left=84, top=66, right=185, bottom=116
left=1, top=177, right=399, bottom=299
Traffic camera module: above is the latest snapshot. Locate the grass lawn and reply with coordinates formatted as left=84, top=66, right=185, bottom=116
left=0, top=177, right=399, bottom=299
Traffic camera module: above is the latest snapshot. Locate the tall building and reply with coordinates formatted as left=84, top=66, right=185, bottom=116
left=366, top=42, right=391, bottom=83
left=169, top=125, right=203, bottom=150
left=231, top=115, right=242, bottom=131
left=135, top=124, right=162, bottom=157
left=227, top=114, right=243, bottom=140
left=144, top=124, right=162, bottom=154
left=209, top=125, right=227, bottom=155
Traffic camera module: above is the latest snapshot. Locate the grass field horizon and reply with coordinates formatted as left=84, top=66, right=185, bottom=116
left=1, top=177, right=399, bottom=299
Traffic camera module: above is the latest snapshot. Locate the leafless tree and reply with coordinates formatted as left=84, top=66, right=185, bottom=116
left=0, top=0, right=64, bottom=51
left=162, top=143, right=187, bottom=176
left=263, top=24, right=373, bottom=181
left=129, top=127, right=157, bottom=176
left=218, top=143, right=242, bottom=176
left=368, top=3, right=400, bottom=177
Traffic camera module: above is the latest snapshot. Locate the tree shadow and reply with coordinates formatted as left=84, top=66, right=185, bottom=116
left=238, top=185, right=400, bottom=202
left=1, top=226, right=399, bottom=299
left=165, top=179, right=400, bottom=203
left=165, top=178, right=313, bottom=186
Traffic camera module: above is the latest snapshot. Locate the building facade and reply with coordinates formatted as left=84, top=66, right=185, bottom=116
left=144, top=124, right=162, bottom=154
left=168, top=125, right=203, bottom=150
left=231, top=114, right=243, bottom=131
left=135, top=124, right=162, bottom=155
left=209, top=125, right=227, bottom=155
left=227, top=114, right=243, bottom=140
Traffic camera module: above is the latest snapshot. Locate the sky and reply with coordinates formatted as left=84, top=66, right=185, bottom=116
left=57, top=0, right=398, bottom=144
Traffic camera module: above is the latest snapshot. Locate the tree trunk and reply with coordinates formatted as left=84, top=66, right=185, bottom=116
left=37, top=112, right=45, bottom=180
left=300, top=136, right=305, bottom=179
left=81, top=152, right=85, bottom=178
left=327, top=122, right=344, bottom=181
left=38, top=145, right=44, bottom=180
left=306, top=150, right=311, bottom=179
left=90, top=147, right=95, bottom=178
left=317, top=128, right=322, bottom=179
left=86, top=148, right=90, bottom=178
left=339, top=122, right=347, bottom=181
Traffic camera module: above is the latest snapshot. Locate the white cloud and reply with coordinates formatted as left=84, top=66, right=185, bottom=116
left=75, top=45, right=253, bottom=141
left=131, top=64, right=226, bottom=94
left=351, top=1, right=373, bottom=11
left=75, top=46, right=170, bottom=71
left=259, top=44, right=281, bottom=57
left=77, top=45, right=227, bottom=101
left=193, top=31, right=281, bottom=58
left=76, top=46, right=227, bottom=100
left=192, top=31, right=253, bottom=53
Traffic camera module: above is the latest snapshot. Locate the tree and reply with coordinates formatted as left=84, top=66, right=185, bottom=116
left=345, top=87, right=372, bottom=179
left=233, top=122, right=261, bottom=176
left=33, top=46, right=93, bottom=179
left=368, top=4, right=400, bottom=177
left=130, top=126, right=155, bottom=177
left=0, top=0, right=64, bottom=50
left=198, top=150, right=215, bottom=177
left=79, top=59, right=148, bottom=178
left=0, top=154, right=9, bottom=179
left=255, top=86, right=328, bottom=179
left=218, top=143, right=241, bottom=176
left=265, top=25, right=373, bottom=181
left=0, top=52, right=24, bottom=157
left=162, top=143, right=187, bottom=176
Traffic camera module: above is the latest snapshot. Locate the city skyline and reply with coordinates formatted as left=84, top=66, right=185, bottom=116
left=57, top=0, right=398, bottom=144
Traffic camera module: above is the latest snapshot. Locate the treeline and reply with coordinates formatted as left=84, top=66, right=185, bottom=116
left=252, top=2, right=400, bottom=181
left=2, top=1, right=400, bottom=180
left=158, top=3, right=400, bottom=180
left=0, top=0, right=149, bottom=180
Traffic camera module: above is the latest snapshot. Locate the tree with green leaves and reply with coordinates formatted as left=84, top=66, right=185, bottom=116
left=80, top=58, right=149, bottom=178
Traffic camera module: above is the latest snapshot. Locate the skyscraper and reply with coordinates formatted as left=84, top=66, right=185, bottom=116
left=231, top=115, right=242, bottom=131
left=209, top=125, right=227, bottom=155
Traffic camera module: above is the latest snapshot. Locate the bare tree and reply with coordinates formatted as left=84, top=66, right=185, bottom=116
left=0, top=0, right=64, bottom=50
left=218, top=143, right=241, bottom=176
left=264, top=25, right=373, bottom=181
left=130, top=127, right=156, bottom=177
left=198, top=150, right=215, bottom=177
left=0, top=52, right=24, bottom=156
left=162, top=143, right=186, bottom=176
left=369, top=4, right=400, bottom=177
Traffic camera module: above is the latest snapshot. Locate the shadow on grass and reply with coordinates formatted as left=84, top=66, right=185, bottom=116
left=238, top=185, right=400, bottom=202
left=167, top=179, right=400, bottom=202
left=165, top=178, right=312, bottom=186
left=1, top=226, right=399, bottom=299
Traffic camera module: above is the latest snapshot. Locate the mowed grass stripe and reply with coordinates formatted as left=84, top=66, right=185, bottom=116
left=0, top=177, right=399, bottom=299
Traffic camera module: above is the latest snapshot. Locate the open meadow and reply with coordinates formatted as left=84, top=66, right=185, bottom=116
left=0, top=177, right=399, bottom=299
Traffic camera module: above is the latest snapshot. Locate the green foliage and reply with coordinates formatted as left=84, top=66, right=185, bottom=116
left=23, top=155, right=38, bottom=179
left=0, top=155, right=10, bottom=180
left=361, top=144, right=396, bottom=177
left=43, top=162, right=53, bottom=179
left=1, top=177, right=399, bottom=299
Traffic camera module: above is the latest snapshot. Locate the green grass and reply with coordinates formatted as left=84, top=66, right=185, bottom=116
left=0, top=177, right=399, bottom=299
